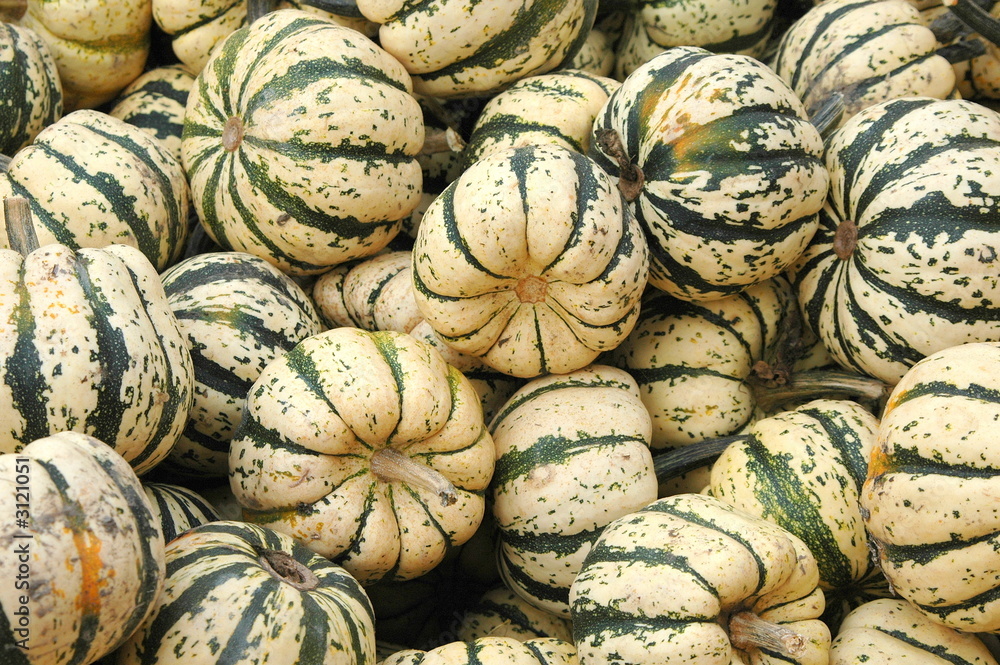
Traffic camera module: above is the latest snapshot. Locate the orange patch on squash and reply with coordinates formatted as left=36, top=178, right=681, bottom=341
left=70, top=528, right=104, bottom=617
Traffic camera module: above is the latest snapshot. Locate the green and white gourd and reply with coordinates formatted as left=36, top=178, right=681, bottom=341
left=142, top=481, right=221, bottom=544
left=412, top=143, right=649, bottom=379
left=771, top=0, right=958, bottom=125
left=590, top=46, right=828, bottom=302
left=490, top=365, right=657, bottom=617
left=312, top=250, right=423, bottom=334
left=0, top=431, right=166, bottom=665
left=109, top=64, right=196, bottom=163
left=355, top=0, right=599, bottom=99
left=182, top=9, right=424, bottom=275
left=462, top=70, right=619, bottom=168
left=560, top=22, right=616, bottom=77
left=789, top=96, right=1000, bottom=385
left=0, top=109, right=190, bottom=272
left=116, top=520, right=377, bottom=665
left=457, top=587, right=574, bottom=643
left=613, top=0, right=776, bottom=79
left=159, top=250, right=324, bottom=477
left=0, top=21, right=61, bottom=156
left=381, top=637, right=579, bottom=665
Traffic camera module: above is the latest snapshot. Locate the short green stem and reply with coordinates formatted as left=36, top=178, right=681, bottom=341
left=753, top=369, right=889, bottom=414
left=943, top=0, right=1000, bottom=48
left=652, top=436, right=746, bottom=485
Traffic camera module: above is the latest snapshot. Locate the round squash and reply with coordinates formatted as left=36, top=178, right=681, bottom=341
left=109, top=64, right=196, bottom=163
left=0, top=431, right=166, bottom=665
left=381, top=637, right=579, bottom=665
left=590, top=45, right=828, bottom=302
left=412, top=143, right=649, bottom=379
left=229, top=327, right=495, bottom=585
left=116, top=520, right=377, bottom=665
left=457, top=587, right=575, bottom=643
left=0, top=21, right=61, bottom=156
left=142, top=481, right=221, bottom=544
left=182, top=8, right=424, bottom=275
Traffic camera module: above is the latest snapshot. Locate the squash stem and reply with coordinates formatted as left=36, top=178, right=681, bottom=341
left=729, top=610, right=806, bottom=657
left=942, top=0, right=1000, bottom=47
left=652, top=436, right=747, bottom=484
left=809, top=92, right=845, bottom=137
left=0, top=0, right=26, bottom=22
left=833, top=218, right=857, bottom=260
left=258, top=548, right=320, bottom=591
left=4, top=197, right=38, bottom=255
left=246, top=0, right=277, bottom=24
left=937, top=39, right=989, bottom=63
left=754, top=369, right=889, bottom=414
left=931, top=0, right=991, bottom=40
left=370, top=447, right=458, bottom=507
left=420, top=127, right=465, bottom=155
left=0, top=154, right=11, bottom=172
left=594, top=128, right=644, bottom=201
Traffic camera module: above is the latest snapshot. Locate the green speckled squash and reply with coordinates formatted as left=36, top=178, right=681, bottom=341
left=182, top=9, right=424, bottom=275
left=0, top=21, right=61, bottom=156
left=0, top=109, right=190, bottom=272
left=312, top=250, right=423, bottom=333
left=862, top=342, right=1000, bottom=633
left=160, top=250, right=324, bottom=477
left=229, top=327, right=495, bottom=585
left=569, top=493, right=831, bottom=665
left=590, top=46, right=829, bottom=302
left=356, top=0, right=599, bottom=99
left=109, top=64, right=196, bottom=163
left=142, top=481, right=221, bottom=544
left=412, top=143, right=649, bottom=379
left=457, top=587, right=574, bottom=643
left=116, top=520, right=377, bottom=665
left=381, top=637, right=579, bottom=665
left=0, top=432, right=166, bottom=665
left=789, top=96, right=1000, bottom=385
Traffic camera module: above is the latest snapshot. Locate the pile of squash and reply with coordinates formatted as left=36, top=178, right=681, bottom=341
left=5, top=0, right=1000, bottom=663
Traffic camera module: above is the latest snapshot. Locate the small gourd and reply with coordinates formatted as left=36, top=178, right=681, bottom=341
left=0, top=20, right=61, bottom=155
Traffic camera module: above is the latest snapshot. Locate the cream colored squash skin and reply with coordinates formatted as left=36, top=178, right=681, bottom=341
left=412, top=143, right=649, bottom=379
left=381, top=637, right=579, bottom=665
left=831, top=598, right=999, bottom=664
left=0, top=21, right=62, bottom=155
left=109, top=64, right=196, bottom=163
left=457, top=587, right=575, bottom=643
left=569, top=492, right=831, bottom=665
left=229, top=327, right=495, bottom=585
left=862, top=342, right=1000, bottom=633
left=0, top=432, right=166, bottom=665
left=20, top=0, right=151, bottom=111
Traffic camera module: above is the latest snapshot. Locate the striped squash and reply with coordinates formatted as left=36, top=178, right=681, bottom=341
left=312, top=250, right=423, bottom=334
left=462, top=70, right=619, bottom=167
left=708, top=399, right=890, bottom=629
left=789, top=96, right=1000, bottom=385
left=0, top=109, right=190, bottom=272
left=590, top=46, right=828, bottom=302
left=831, top=598, right=1000, bottom=664
left=490, top=365, right=657, bottom=617
left=181, top=9, right=424, bottom=275
left=412, top=144, right=649, bottom=379
left=0, top=21, right=61, bottom=156
left=356, top=0, right=599, bottom=99
left=116, top=520, right=377, bottom=665
left=229, top=327, right=495, bottom=585
left=0, top=239, right=194, bottom=476
left=142, top=482, right=221, bottom=544
left=18, top=0, right=151, bottom=111
left=560, top=21, right=616, bottom=77
left=109, top=64, right=196, bottom=163
left=457, top=587, right=574, bottom=643
left=159, top=250, right=324, bottom=477
left=862, top=342, right=1000, bottom=632
left=771, top=0, right=957, bottom=124
left=569, top=493, right=831, bottom=665
left=613, top=0, right=776, bottom=79
left=0, top=431, right=166, bottom=665
left=381, top=637, right=579, bottom=665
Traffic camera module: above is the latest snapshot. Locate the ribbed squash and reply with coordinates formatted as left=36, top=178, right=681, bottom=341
left=229, top=327, right=495, bottom=585
left=0, top=431, right=166, bottom=665
left=381, top=637, right=579, bottom=665
left=0, top=109, right=190, bottom=272
left=18, top=0, right=152, bottom=111
left=831, top=598, right=1000, bottom=664
left=490, top=365, right=657, bottom=617
left=116, top=520, right=377, bottom=665
left=0, top=21, right=61, bottom=156
left=789, top=96, right=1000, bottom=385
left=613, top=0, right=776, bottom=79
left=560, top=21, right=616, bottom=77
left=109, top=64, right=196, bottom=163
left=861, top=341, right=1000, bottom=632
left=462, top=70, right=619, bottom=167
left=142, top=482, right=221, bottom=543
left=0, top=205, right=194, bottom=476
left=160, top=250, right=323, bottom=477
left=412, top=143, right=649, bottom=379
left=569, top=492, right=830, bottom=665
left=590, top=46, right=828, bottom=302
left=182, top=8, right=424, bottom=275
left=457, top=587, right=575, bottom=643
left=771, top=0, right=958, bottom=124
left=355, top=0, right=598, bottom=99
